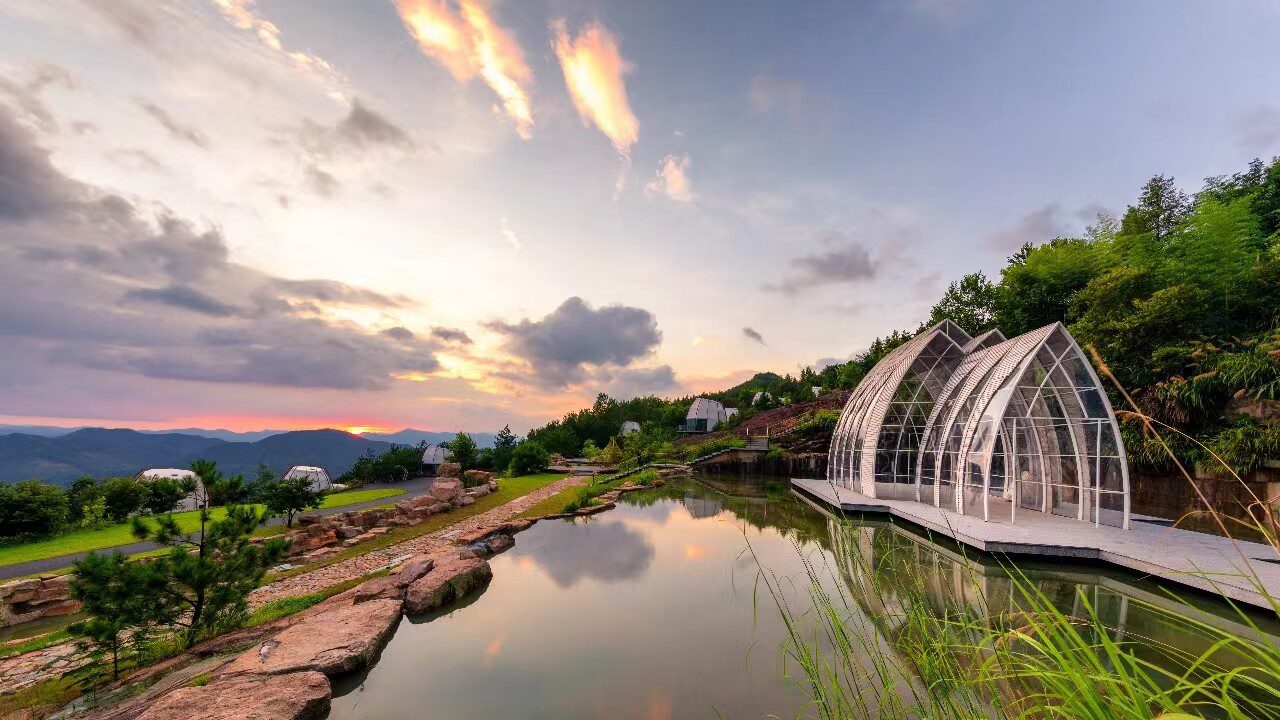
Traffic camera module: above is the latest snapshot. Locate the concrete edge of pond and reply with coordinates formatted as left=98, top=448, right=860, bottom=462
left=791, top=477, right=1280, bottom=612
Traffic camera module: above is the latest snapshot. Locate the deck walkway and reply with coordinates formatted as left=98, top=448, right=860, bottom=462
left=791, top=477, right=1280, bottom=611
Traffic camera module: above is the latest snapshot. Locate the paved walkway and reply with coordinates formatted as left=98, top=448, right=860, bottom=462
left=0, top=478, right=435, bottom=580
left=792, top=477, right=1280, bottom=611
left=0, top=475, right=583, bottom=696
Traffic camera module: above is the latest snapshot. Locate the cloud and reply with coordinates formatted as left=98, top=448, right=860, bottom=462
left=587, top=365, right=678, bottom=398
left=321, top=100, right=415, bottom=154
left=137, top=100, right=209, bottom=149
left=765, top=235, right=878, bottom=295
left=486, top=296, right=663, bottom=387
left=644, top=154, right=693, bottom=202
left=304, top=164, right=340, bottom=197
left=0, top=104, right=441, bottom=391
left=810, top=356, right=848, bottom=372
left=79, top=0, right=166, bottom=55
left=551, top=20, right=639, bottom=157
left=1234, top=105, right=1280, bottom=155
left=382, top=326, right=416, bottom=342
left=431, top=327, right=473, bottom=344
left=209, top=0, right=338, bottom=82
left=108, top=148, right=167, bottom=173
left=500, top=215, right=522, bottom=250
left=393, top=0, right=534, bottom=139
left=0, top=65, right=75, bottom=132
left=742, top=327, right=766, bottom=346
left=984, top=204, right=1075, bottom=253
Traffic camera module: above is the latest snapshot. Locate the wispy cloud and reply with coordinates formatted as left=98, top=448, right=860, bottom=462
left=393, top=0, right=534, bottom=139
left=644, top=154, right=693, bottom=202
left=137, top=100, right=209, bottom=149
left=742, top=327, right=766, bottom=346
left=500, top=215, right=522, bottom=250
left=765, top=234, right=878, bottom=295
left=550, top=19, right=638, bottom=157
left=209, top=0, right=338, bottom=82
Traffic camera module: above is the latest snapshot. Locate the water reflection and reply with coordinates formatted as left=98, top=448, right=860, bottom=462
left=509, top=517, right=654, bottom=587
left=327, top=476, right=1276, bottom=720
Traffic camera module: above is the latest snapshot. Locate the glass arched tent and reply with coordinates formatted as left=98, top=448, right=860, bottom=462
left=828, top=321, right=1130, bottom=529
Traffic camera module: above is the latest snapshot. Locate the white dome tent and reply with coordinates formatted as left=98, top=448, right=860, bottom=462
left=422, top=444, right=452, bottom=473
left=752, top=391, right=773, bottom=407
left=283, top=465, right=335, bottom=493
left=133, top=468, right=205, bottom=511
left=679, top=398, right=733, bottom=433
left=619, top=421, right=641, bottom=436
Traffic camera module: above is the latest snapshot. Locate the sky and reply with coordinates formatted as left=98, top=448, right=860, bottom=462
left=1, top=0, right=1278, bottom=435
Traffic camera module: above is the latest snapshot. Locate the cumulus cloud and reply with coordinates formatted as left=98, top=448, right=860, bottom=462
left=644, top=154, right=693, bottom=202
left=137, top=100, right=209, bottom=149
left=431, top=327, right=473, bottom=344
left=742, top=327, right=766, bottom=346
left=393, top=0, right=534, bottom=138
left=765, top=235, right=878, bottom=295
left=0, top=65, right=74, bottom=133
left=486, top=297, right=663, bottom=387
left=300, top=100, right=415, bottom=157
left=304, top=164, right=340, bottom=197
left=982, top=204, right=1102, bottom=253
left=551, top=19, right=639, bottom=157
left=210, top=0, right=338, bottom=82
left=0, top=104, right=441, bottom=391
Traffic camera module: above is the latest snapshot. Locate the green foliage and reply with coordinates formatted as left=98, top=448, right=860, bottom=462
left=488, top=424, right=519, bottom=473
left=257, top=476, right=325, bottom=527
left=0, top=479, right=69, bottom=539
left=341, top=444, right=426, bottom=485
left=599, top=437, right=624, bottom=465
left=141, top=478, right=190, bottom=515
left=928, top=271, right=996, bottom=335
left=508, top=440, right=550, bottom=476
left=580, top=439, right=601, bottom=460
left=793, top=409, right=840, bottom=436
left=129, top=504, right=287, bottom=647
left=69, top=551, right=169, bottom=681
left=444, top=432, right=479, bottom=470
left=100, top=477, right=147, bottom=522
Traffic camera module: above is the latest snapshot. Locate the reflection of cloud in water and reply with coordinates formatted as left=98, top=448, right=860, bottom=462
left=512, top=518, right=655, bottom=588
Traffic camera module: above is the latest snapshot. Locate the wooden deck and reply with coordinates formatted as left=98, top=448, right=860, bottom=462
left=791, top=477, right=1280, bottom=611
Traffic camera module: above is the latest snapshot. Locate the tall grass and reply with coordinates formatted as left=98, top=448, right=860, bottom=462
left=756, top=347, right=1280, bottom=719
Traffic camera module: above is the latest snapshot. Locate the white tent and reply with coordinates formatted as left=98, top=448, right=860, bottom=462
left=752, top=391, right=773, bottom=407
left=681, top=398, right=730, bottom=433
left=422, top=444, right=452, bottom=467
left=619, top=421, right=641, bottom=436
left=812, top=386, right=824, bottom=396
left=134, top=468, right=205, bottom=511
left=283, top=465, right=333, bottom=492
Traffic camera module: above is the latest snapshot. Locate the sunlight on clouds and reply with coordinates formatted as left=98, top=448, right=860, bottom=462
left=550, top=19, right=638, bottom=157
left=209, top=0, right=338, bottom=84
left=393, top=0, right=534, bottom=138
left=645, top=154, right=693, bottom=202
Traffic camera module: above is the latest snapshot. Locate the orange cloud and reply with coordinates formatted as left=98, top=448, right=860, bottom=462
left=645, top=154, right=693, bottom=202
left=394, top=0, right=534, bottom=138
left=210, top=0, right=336, bottom=81
left=550, top=20, right=639, bottom=157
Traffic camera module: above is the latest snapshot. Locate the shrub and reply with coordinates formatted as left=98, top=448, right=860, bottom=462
left=793, top=409, right=840, bottom=436
left=100, top=477, right=146, bottom=522
left=142, top=478, right=189, bottom=515
left=444, top=432, right=479, bottom=471
left=0, top=480, right=69, bottom=538
left=508, top=440, right=551, bottom=476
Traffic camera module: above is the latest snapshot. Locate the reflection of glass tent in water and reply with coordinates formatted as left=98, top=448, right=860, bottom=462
left=828, top=320, right=1130, bottom=528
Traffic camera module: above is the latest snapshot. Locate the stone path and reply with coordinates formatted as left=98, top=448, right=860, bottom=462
left=0, top=476, right=583, bottom=698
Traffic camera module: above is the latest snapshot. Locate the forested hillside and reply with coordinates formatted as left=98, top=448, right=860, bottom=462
left=528, top=159, right=1280, bottom=474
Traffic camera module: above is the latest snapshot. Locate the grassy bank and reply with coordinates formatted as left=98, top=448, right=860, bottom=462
left=0, top=488, right=405, bottom=567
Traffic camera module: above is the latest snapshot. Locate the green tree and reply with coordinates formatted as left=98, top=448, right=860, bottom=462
left=67, top=476, right=102, bottom=526
left=258, top=476, right=325, bottom=527
left=599, top=437, right=624, bottom=465
left=100, top=477, right=147, bottom=522
left=490, top=424, right=519, bottom=472
left=508, top=440, right=550, bottom=476
left=142, top=477, right=193, bottom=515
left=928, top=271, right=996, bottom=335
left=445, top=432, right=479, bottom=470
left=0, top=480, right=69, bottom=538
left=69, top=551, right=171, bottom=681
left=131, top=504, right=287, bottom=647
left=580, top=439, right=601, bottom=459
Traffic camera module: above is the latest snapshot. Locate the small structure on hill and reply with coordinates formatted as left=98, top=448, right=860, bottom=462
left=680, top=398, right=734, bottom=433
left=812, top=386, right=824, bottom=396
left=283, top=465, right=334, bottom=492
left=422, top=444, right=452, bottom=474
left=134, top=468, right=205, bottom=510
left=619, top=420, right=641, bottom=436
left=752, top=391, right=773, bottom=407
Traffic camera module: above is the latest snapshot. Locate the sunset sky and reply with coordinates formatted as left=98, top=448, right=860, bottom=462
left=1, top=0, right=1278, bottom=434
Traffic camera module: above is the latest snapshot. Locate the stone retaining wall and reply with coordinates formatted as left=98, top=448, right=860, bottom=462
left=0, top=574, right=80, bottom=628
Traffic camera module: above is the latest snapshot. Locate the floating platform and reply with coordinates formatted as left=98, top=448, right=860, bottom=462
left=791, top=477, right=1280, bottom=611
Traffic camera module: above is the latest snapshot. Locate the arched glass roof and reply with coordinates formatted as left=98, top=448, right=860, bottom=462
left=829, top=321, right=1130, bottom=529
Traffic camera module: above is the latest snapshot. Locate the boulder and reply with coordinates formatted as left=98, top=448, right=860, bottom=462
left=427, top=478, right=466, bottom=505
left=226, top=599, right=401, bottom=677
left=393, top=555, right=435, bottom=586
left=484, top=534, right=514, bottom=554
left=575, top=501, right=615, bottom=516
left=0, top=578, right=39, bottom=603
left=404, top=556, right=492, bottom=615
left=463, top=469, right=492, bottom=483
left=351, top=576, right=403, bottom=604
left=436, top=462, right=462, bottom=479
left=333, top=525, right=360, bottom=540
left=138, top=670, right=330, bottom=720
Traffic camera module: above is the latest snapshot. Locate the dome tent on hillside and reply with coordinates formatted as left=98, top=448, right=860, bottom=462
left=282, top=465, right=335, bottom=492
left=619, top=420, right=641, bottom=436
left=421, top=444, right=452, bottom=473
left=679, top=398, right=735, bottom=434
left=133, top=468, right=205, bottom=511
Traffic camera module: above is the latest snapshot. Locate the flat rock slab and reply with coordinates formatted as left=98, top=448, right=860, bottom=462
left=138, top=670, right=330, bottom=720
left=227, top=599, right=401, bottom=677
left=404, top=556, right=492, bottom=615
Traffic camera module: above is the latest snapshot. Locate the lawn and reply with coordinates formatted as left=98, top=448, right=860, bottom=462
left=0, top=488, right=405, bottom=568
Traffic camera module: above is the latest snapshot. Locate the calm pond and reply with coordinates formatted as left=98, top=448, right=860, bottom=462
left=329, top=476, right=1278, bottom=719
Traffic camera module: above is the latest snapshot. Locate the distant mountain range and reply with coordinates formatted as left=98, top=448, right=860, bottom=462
left=0, top=426, right=496, bottom=486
